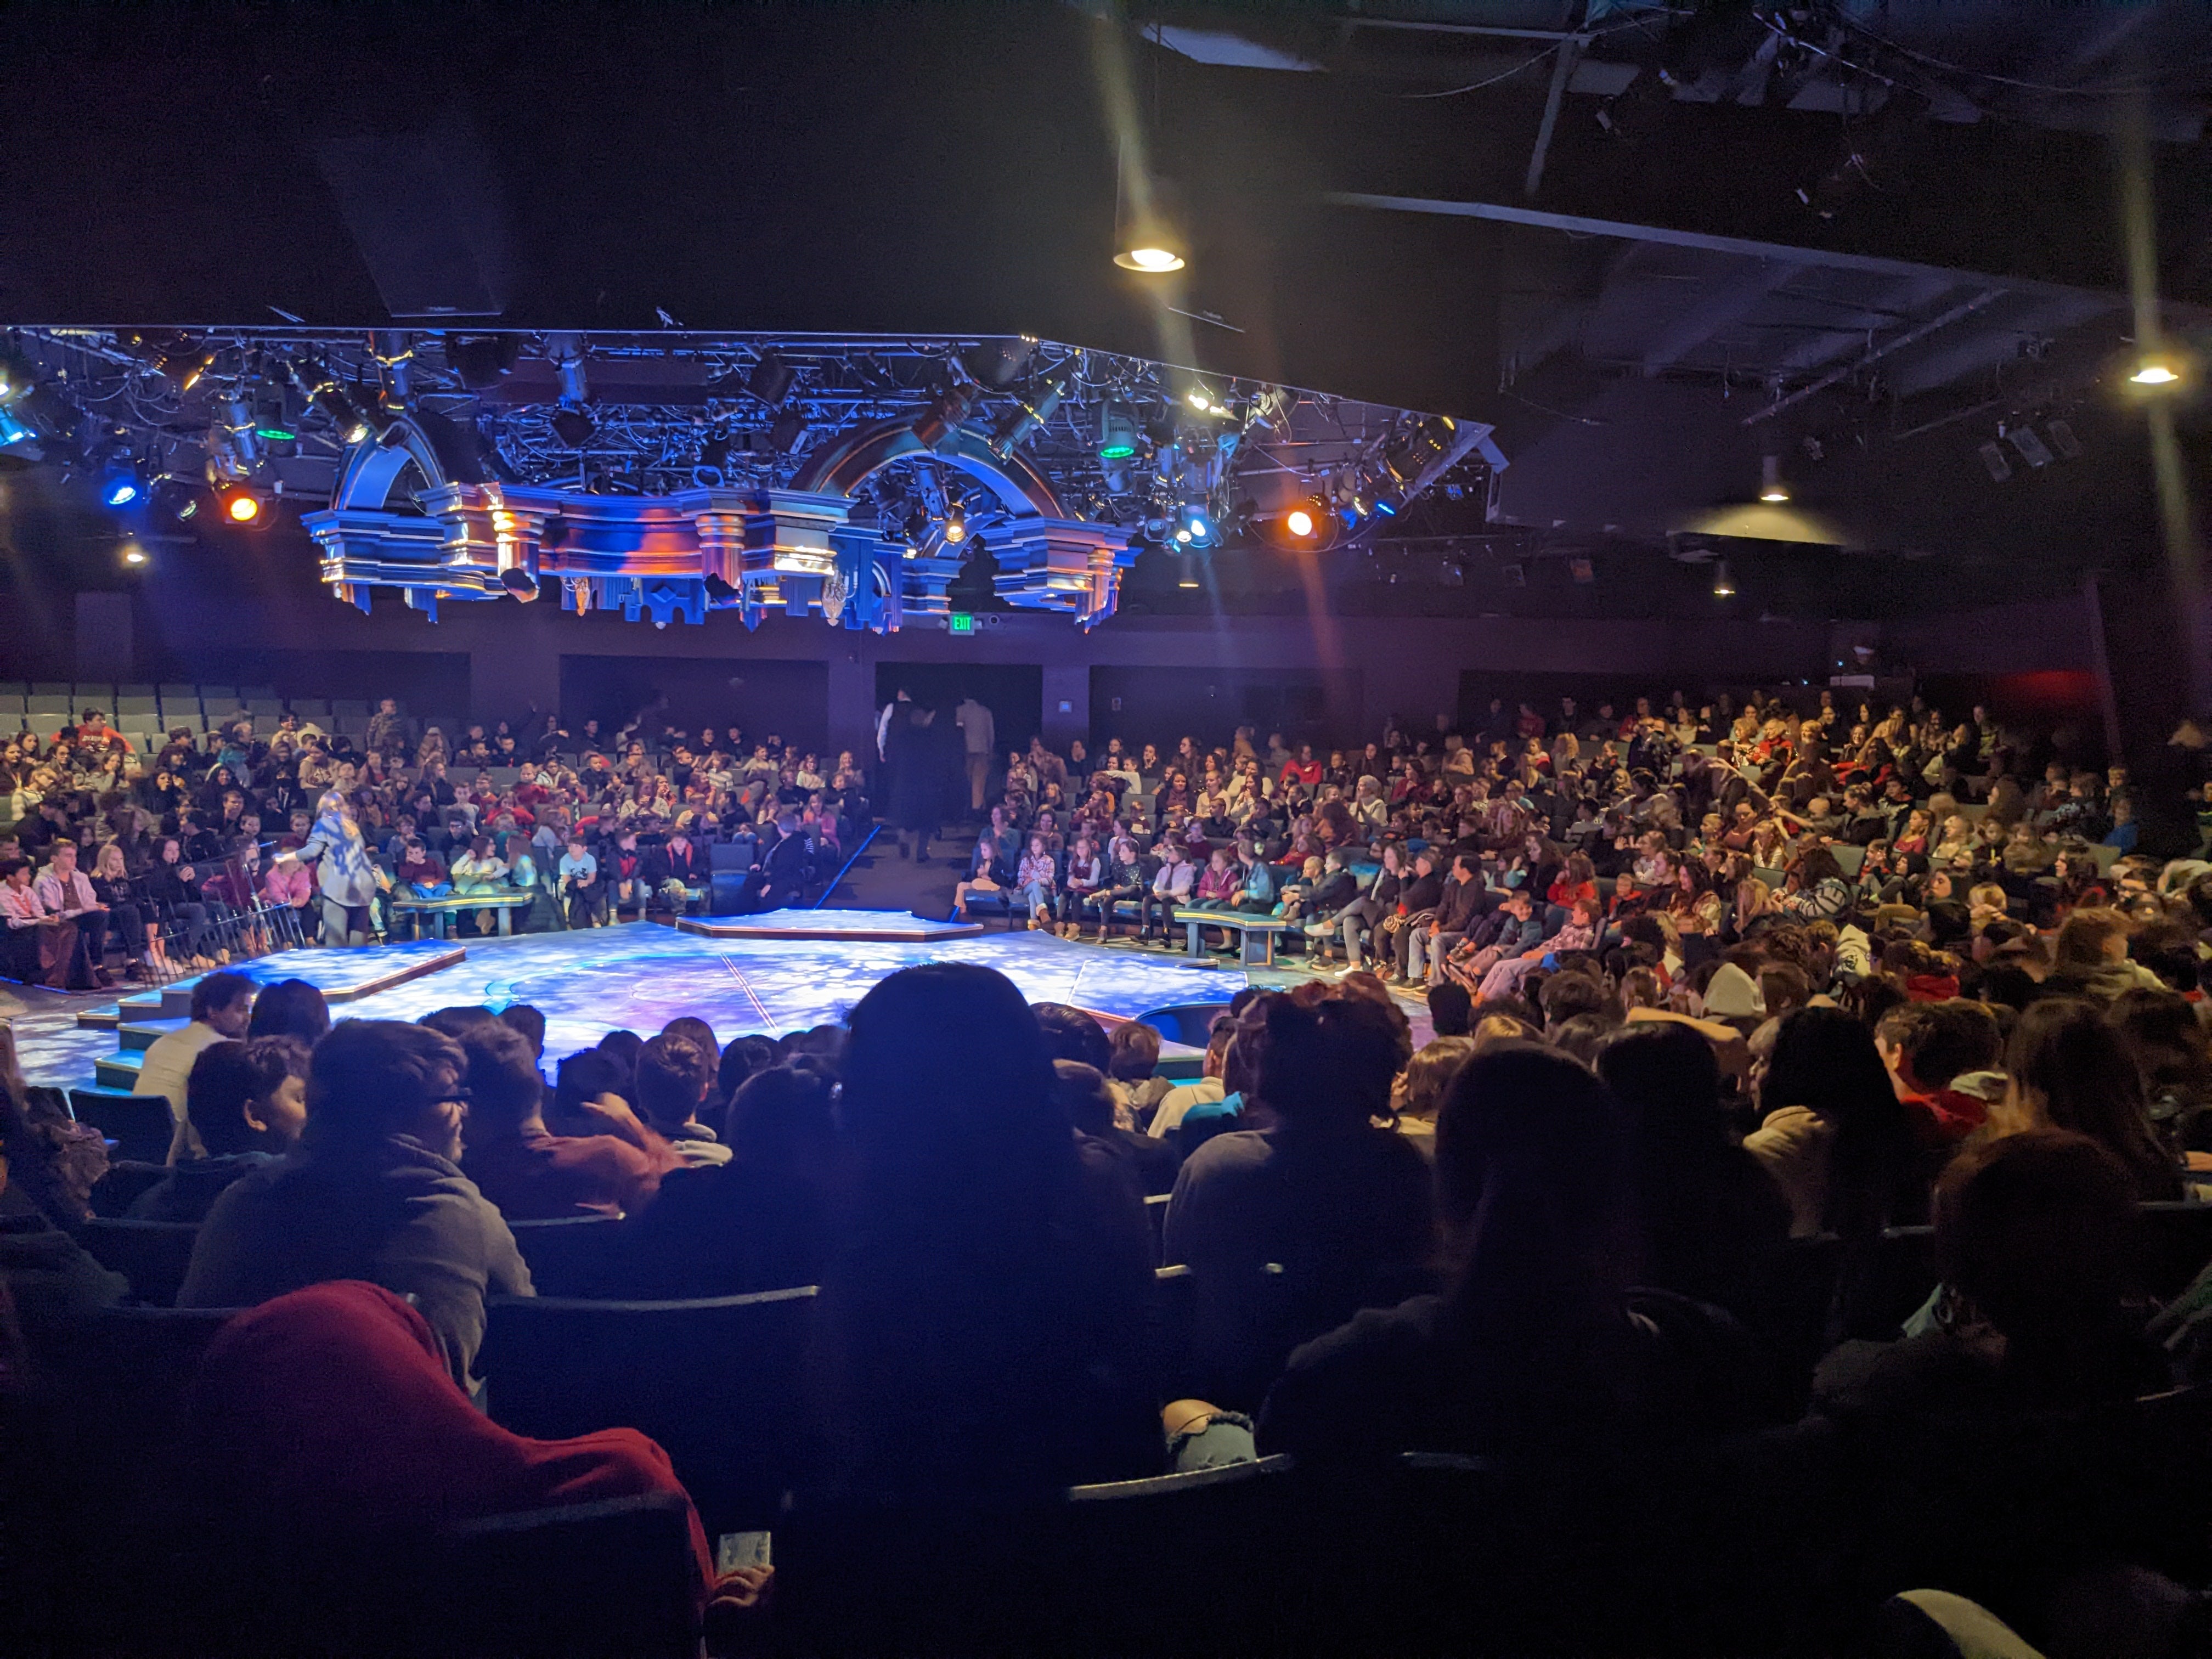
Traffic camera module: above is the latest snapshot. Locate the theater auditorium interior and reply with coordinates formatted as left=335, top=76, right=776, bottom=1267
left=5, top=2, right=2212, bottom=1654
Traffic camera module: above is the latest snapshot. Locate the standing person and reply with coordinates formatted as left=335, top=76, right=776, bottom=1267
left=883, top=693, right=937, bottom=864
left=956, top=694, right=996, bottom=816
left=283, top=790, right=380, bottom=947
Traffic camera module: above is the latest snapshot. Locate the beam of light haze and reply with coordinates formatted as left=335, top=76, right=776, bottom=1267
left=2117, top=89, right=2208, bottom=712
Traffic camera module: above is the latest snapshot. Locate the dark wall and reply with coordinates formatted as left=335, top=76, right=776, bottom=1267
left=1090, top=666, right=1339, bottom=752
left=155, top=647, right=472, bottom=714
left=557, top=656, right=829, bottom=753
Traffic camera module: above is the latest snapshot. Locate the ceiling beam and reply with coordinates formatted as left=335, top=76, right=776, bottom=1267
left=1637, top=256, right=1811, bottom=377
left=1328, top=191, right=2131, bottom=307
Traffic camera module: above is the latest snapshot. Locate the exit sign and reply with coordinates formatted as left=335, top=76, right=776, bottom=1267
left=948, top=612, right=975, bottom=635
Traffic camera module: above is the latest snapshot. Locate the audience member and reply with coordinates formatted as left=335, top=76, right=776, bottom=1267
left=179, top=1019, right=534, bottom=1390
left=129, top=1036, right=309, bottom=1222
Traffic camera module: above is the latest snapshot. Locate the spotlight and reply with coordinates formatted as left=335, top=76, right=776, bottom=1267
left=1112, top=144, right=1189, bottom=274
left=1285, top=506, right=1314, bottom=539
left=963, top=337, right=1037, bottom=390
left=1758, top=455, right=1790, bottom=503
left=99, top=456, right=143, bottom=508
left=910, top=383, right=976, bottom=451
left=550, top=407, right=597, bottom=448
left=0, top=408, right=38, bottom=452
left=989, top=374, right=1066, bottom=458
left=2131, top=356, right=2183, bottom=387
left=1173, top=527, right=1192, bottom=544
left=149, top=340, right=219, bottom=394
left=289, top=362, right=373, bottom=444
left=1185, top=509, right=1212, bottom=544
left=748, top=349, right=795, bottom=407
left=1118, top=243, right=1186, bottom=274
left=941, top=501, right=967, bottom=545
left=1095, top=399, right=1139, bottom=461
left=219, top=488, right=264, bottom=524
left=769, top=408, right=807, bottom=454
left=1712, top=560, right=1735, bottom=597
left=120, top=543, right=148, bottom=567
left=545, top=334, right=589, bottom=403
left=451, top=334, right=520, bottom=390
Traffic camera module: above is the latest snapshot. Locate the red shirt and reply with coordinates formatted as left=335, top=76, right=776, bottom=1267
left=1279, top=759, right=1322, bottom=788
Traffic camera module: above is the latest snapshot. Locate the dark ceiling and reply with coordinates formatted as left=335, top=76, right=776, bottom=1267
left=2, top=0, right=2208, bottom=612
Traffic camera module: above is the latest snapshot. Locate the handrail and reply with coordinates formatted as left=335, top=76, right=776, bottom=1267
left=811, top=822, right=881, bottom=908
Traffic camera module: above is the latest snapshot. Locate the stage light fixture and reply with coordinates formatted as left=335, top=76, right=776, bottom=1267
left=450, top=334, right=520, bottom=391
left=1173, top=526, right=1192, bottom=544
left=99, top=456, right=143, bottom=507
left=2131, top=356, right=2182, bottom=387
left=1096, top=399, right=1140, bottom=461
left=150, top=341, right=219, bottom=394
left=769, top=408, right=807, bottom=454
left=749, top=349, right=795, bottom=407
left=1285, top=506, right=1314, bottom=539
left=1758, top=455, right=1790, bottom=502
left=289, top=362, right=373, bottom=444
left=120, top=543, right=148, bottom=567
left=941, top=501, right=967, bottom=545
left=0, top=408, right=37, bottom=452
left=1712, top=560, right=1736, bottom=597
left=546, top=334, right=589, bottom=403
left=550, top=407, right=597, bottom=448
left=221, top=488, right=264, bottom=524
left=990, top=374, right=1067, bottom=458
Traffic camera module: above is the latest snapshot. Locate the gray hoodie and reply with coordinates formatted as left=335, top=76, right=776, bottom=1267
left=180, top=1132, right=533, bottom=1389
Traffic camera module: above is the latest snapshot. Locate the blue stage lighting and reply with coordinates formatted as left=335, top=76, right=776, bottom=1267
left=100, top=458, right=143, bottom=507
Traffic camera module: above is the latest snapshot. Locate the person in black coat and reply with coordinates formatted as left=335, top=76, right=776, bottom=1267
left=882, top=694, right=938, bottom=863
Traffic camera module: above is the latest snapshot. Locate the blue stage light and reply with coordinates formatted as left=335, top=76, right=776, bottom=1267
left=101, top=460, right=143, bottom=507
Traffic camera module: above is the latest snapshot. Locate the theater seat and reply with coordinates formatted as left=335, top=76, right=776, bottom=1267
left=70, top=1090, right=177, bottom=1165
left=77, top=1217, right=200, bottom=1307
left=777, top=1454, right=1297, bottom=1654
left=479, top=1286, right=816, bottom=1533
left=506, top=1214, right=623, bottom=1296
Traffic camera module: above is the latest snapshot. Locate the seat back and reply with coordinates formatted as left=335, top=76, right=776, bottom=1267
left=426, top=1492, right=700, bottom=1658
left=506, top=1214, right=624, bottom=1297
left=78, top=1217, right=201, bottom=1306
left=778, top=1455, right=1295, bottom=1654
left=1135, top=1001, right=1234, bottom=1047
left=480, top=1287, right=816, bottom=1533
left=88, top=1158, right=170, bottom=1217
left=2139, top=1201, right=2212, bottom=1300
left=70, top=1089, right=176, bottom=1164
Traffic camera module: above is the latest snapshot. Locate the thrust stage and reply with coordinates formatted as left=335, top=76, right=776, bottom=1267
left=14, top=913, right=1241, bottom=1093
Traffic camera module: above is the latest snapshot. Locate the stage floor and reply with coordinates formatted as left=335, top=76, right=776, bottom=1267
left=15, top=914, right=1246, bottom=1091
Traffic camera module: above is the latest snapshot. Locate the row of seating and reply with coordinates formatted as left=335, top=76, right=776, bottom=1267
left=46, top=1291, right=2212, bottom=1656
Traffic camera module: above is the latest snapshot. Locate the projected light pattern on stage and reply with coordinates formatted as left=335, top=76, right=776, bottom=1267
left=16, top=916, right=1244, bottom=1091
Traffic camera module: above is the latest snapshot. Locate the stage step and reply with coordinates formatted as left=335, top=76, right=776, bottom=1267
left=95, top=1050, right=145, bottom=1091
left=76, top=992, right=166, bottom=1032
left=117, top=1017, right=189, bottom=1054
